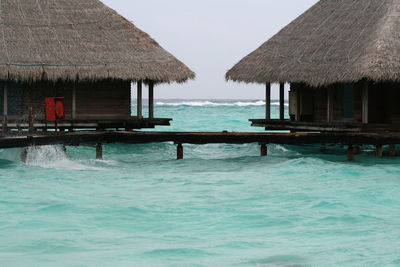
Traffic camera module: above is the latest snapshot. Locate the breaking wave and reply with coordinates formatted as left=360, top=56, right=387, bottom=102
left=156, top=100, right=288, bottom=107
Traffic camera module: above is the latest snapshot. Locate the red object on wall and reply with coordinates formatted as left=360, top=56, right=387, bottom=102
left=45, top=97, right=65, bottom=121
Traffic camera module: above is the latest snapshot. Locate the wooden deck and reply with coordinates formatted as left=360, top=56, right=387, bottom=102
left=1, top=130, right=400, bottom=150
left=250, top=119, right=400, bottom=132
left=0, top=117, right=172, bottom=132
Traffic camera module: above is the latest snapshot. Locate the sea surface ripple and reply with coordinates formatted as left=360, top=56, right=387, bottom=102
left=0, top=100, right=399, bottom=266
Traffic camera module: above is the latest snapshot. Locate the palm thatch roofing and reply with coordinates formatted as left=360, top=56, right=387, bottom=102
left=0, top=0, right=195, bottom=83
left=226, top=0, right=400, bottom=87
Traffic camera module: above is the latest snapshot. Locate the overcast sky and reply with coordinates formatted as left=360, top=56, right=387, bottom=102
left=101, top=0, right=318, bottom=99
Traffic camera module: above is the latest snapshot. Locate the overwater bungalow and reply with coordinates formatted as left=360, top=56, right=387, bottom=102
left=0, top=0, right=194, bottom=133
left=226, top=0, right=400, bottom=133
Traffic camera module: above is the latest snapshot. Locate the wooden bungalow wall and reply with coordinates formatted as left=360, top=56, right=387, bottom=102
left=293, top=82, right=363, bottom=123
left=292, top=82, right=400, bottom=124
left=0, top=80, right=131, bottom=120
left=369, top=82, right=400, bottom=124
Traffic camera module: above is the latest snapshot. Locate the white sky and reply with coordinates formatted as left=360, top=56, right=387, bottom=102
left=101, top=0, right=318, bottom=99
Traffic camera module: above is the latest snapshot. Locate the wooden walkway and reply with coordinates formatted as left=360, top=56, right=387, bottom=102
left=1, top=131, right=400, bottom=160
left=1, top=131, right=400, bottom=148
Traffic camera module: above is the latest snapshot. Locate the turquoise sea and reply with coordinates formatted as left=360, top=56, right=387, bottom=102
left=1, top=100, right=400, bottom=266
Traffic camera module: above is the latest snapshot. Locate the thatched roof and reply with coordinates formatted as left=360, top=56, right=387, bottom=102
left=226, top=0, right=400, bottom=87
left=0, top=0, right=195, bottom=83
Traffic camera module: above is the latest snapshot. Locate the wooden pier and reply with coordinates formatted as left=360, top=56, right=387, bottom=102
left=1, top=131, right=400, bottom=160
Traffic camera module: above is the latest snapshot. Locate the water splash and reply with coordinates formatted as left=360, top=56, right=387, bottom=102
left=24, top=145, right=105, bottom=171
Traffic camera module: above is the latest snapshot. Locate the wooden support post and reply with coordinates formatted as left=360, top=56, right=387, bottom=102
left=260, top=143, right=268, bottom=157
left=72, top=85, right=76, bottom=120
left=149, top=82, right=154, bottom=119
left=347, top=145, right=354, bottom=161
left=375, top=144, right=383, bottom=157
left=137, top=81, right=143, bottom=118
left=279, top=83, right=285, bottom=120
left=96, top=143, right=103, bottom=160
left=265, top=83, right=271, bottom=120
left=327, top=87, right=333, bottom=122
left=2, top=84, right=7, bottom=135
left=3, top=83, right=7, bottom=117
left=362, top=81, right=369, bottom=124
left=389, top=144, right=397, bottom=157
left=28, top=107, right=35, bottom=134
left=177, top=143, right=183, bottom=160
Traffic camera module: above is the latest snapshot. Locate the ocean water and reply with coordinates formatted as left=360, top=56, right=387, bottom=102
left=0, top=100, right=400, bottom=267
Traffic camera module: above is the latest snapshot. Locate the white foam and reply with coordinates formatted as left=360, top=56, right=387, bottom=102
left=155, top=100, right=288, bottom=107
left=24, top=145, right=105, bottom=171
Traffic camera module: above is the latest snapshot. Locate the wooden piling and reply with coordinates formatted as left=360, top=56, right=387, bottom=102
left=260, top=143, right=268, bottom=156
left=96, top=143, right=103, bottom=160
left=177, top=143, right=183, bottom=160
left=375, top=144, right=383, bottom=157
left=347, top=145, right=354, bottom=161
left=389, top=144, right=397, bottom=157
